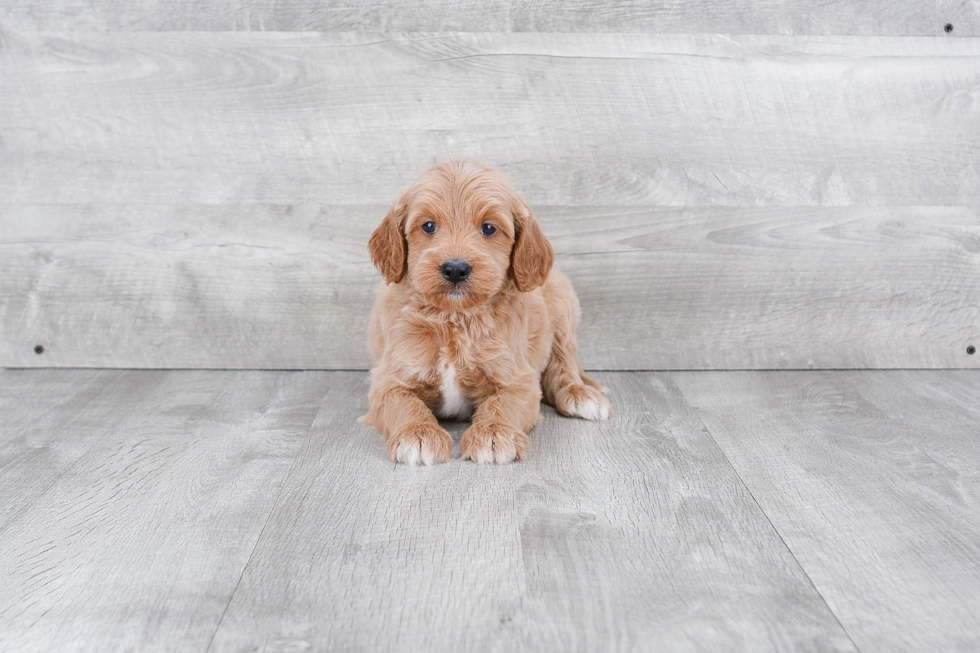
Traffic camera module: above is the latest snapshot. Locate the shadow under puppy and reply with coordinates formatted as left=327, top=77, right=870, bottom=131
left=360, top=160, right=611, bottom=465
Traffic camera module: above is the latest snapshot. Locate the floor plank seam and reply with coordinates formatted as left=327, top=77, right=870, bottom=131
left=672, top=376, right=866, bottom=653
left=202, top=384, right=332, bottom=653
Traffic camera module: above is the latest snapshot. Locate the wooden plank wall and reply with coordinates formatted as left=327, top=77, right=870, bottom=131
left=2, top=1, right=978, bottom=34
left=1, top=5, right=978, bottom=370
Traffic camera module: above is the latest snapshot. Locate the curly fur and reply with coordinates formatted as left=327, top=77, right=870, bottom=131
left=360, top=160, right=611, bottom=465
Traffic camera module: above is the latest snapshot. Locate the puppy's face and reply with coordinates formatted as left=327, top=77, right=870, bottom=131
left=369, top=161, right=554, bottom=310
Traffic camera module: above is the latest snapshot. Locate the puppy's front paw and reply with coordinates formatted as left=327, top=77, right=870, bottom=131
left=386, top=423, right=453, bottom=466
left=553, top=383, right=612, bottom=421
left=461, top=423, right=528, bottom=464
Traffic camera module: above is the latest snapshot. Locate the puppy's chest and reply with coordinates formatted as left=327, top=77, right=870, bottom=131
left=432, top=357, right=472, bottom=419
left=400, top=326, right=497, bottom=419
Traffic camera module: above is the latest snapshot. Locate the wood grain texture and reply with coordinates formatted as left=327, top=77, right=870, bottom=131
left=0, top=368, right=136, bottom=531
left=6, top=369, right=980, bottom=650
left=0, top=369, right=331, bottom=652
left=1, top=0, right=977, bottom=34
left=206, top=372, right=856, bottom=652
left=673, top=370, right=980, bottom=652
left=3, top=32, right=980, bottom=207
left=3, top=204, right=978, bottom=370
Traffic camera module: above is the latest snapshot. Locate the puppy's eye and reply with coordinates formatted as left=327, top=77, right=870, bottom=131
left=480, top=223, right=497, bottom=236
left=421, top=221, right=437, bottom=234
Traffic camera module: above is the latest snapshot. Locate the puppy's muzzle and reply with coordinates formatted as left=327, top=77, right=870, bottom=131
left=441, top=259, right=471, bottom=286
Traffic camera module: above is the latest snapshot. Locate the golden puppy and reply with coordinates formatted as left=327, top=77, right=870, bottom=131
left=360, top=160, right=611, bottom=465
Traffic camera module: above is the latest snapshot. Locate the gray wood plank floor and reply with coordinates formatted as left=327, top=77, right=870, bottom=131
left=674, top=370, right=980, bottom=652
left=0, top=369, right=332, bottom=652
left=208, top=372, right=854, bottom=652
left=2, top=369, right=979, bottom=651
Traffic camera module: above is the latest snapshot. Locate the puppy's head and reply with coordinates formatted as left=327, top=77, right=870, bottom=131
left=369, top=161, right=553, bottom=310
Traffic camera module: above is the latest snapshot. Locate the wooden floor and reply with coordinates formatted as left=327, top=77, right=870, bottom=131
left=1, top=369, right=979, bottom=652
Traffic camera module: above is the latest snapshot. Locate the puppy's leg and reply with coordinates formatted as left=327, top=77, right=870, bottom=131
left=361, top=380, right=452, bottom=466
left=541, top=277, right=612, bottom=421
left=579, top=367, right=610, bottom=395
left=461, top=376, right=541, bottom=465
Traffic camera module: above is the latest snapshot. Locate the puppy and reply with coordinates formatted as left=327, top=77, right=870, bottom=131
left=360, top=160, right=611, bottom=465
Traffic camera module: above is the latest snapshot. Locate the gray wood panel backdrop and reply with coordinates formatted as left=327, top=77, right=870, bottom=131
left=1, top=3, right=979, bottom=370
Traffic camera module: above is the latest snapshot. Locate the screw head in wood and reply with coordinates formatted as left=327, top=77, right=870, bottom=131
left=944, top=23, right=954, bottom=33
left=34, top=344, right=45, bottom=354
left=968, top=345, right=976, bottom=355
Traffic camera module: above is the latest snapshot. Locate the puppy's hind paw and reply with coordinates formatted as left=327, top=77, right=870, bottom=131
left=554, top=383, right=612, bottom=421
left=386, top=423, right=453, bottom=466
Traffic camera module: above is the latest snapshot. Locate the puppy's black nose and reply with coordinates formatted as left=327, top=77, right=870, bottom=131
left=441, top=259, right=471, bottom=284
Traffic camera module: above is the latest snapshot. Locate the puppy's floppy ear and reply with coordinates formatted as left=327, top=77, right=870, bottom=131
left=510, top=197, right=554, bottom=292
left=368, top=193, right=409, bottom=284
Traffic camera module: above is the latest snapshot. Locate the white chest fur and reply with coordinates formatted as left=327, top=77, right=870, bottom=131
left=435, top=362, right=473, bottom=419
